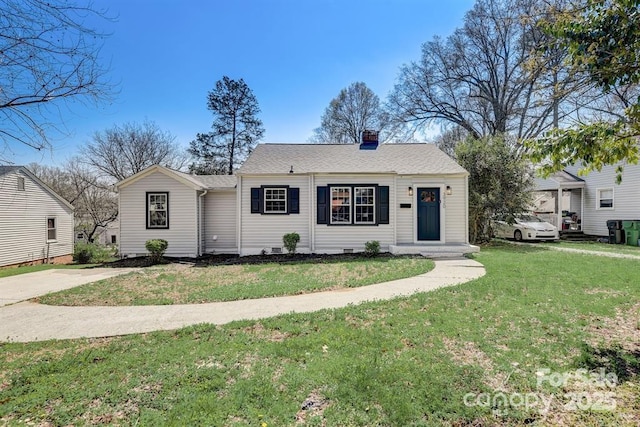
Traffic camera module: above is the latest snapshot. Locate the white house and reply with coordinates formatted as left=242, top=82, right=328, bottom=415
left=115, top=140, right=478, bottom=257
left=0, top=166, right=74, bottom=267
left=534, top=163, right=640, bottom=236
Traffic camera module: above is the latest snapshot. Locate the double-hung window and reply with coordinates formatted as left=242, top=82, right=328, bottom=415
left=331, top=187, right=352, bottom=224
left=147, top=192, right=169, bottom=229
left=354, top=187, right=375, bottom=224
left=264, top=188, right=287, bottom=213
left=597, top=188, right=614, bottom=209
left=326, top=185, right=381, bottom=225
left=47, top=217, right=57, bottom=241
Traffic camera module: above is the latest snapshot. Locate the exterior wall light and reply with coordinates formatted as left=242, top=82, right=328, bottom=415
left=408, top=187, right=413, bottom=196
left=446, top=185, right=453, bottom=195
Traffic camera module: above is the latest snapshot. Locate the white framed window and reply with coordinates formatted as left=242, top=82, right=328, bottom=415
left=597, top=188, right=614, bottom=209
left=354, top=186, right=376, bottom=224
left=47, top=217, right=57, bottom=241
left=331, top=187, right=352, bottom=224
left=264, top=187, right=287, bottom=213
left=147, top=192, right=169, bottom=229
left=17, top=176, right=25, bottom=191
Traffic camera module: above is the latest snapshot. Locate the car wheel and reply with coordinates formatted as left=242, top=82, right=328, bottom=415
left=514, top=230, right=523, bottom=241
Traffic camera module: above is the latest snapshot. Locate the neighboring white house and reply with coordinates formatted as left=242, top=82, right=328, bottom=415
left=75, top=219, right=120, bottom=246
left=534, top=164, right=640, bottom=236
left=0, top=166, right=74, bottom=267
left=116, top=139, right=478, bottom=257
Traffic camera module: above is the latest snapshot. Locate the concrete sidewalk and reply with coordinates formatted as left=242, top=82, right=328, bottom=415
left=0, top=268, right=138, bottom=307
left=0, top=258, right=485, bottom=343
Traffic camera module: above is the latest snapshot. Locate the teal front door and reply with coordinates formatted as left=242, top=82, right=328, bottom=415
left=417, top=188, right=440, bottom=241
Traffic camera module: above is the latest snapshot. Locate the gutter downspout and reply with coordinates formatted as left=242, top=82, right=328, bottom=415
left=198, top=190, right=208, bottom=256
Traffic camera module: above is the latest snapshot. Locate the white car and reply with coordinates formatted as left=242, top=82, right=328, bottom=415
left=493, top=214, right=559, bottom=242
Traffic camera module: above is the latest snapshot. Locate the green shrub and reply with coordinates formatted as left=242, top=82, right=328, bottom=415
left=73, top=242, right=113, bottom=264
left=145, top=239, right=168, bottom=262
left=364, top=240, right=380, bottom=257
left=282, top=232, right=300, bottom=254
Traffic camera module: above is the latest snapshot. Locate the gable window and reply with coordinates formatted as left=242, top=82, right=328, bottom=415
left=147, top=192, right=169, bottom=229
left=250, top=187, right=299, bottom=215
left=17, top=177, right=25, bottom=191
left=264, top=188, right=287, bottom=213
left=47, top=217, right=57, bottom=241
left=318, top=185, right=388, bottom=226
left=597, top=188, right=614, bottom=209
left=331, top=187, right=351, bottom=224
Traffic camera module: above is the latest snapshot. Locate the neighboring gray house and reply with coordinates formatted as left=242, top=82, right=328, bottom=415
left=534, top=163, right=640, bottom=236
left=116, top=141, right=478, bottom=257
left=0, top=166, right=74, bottom=267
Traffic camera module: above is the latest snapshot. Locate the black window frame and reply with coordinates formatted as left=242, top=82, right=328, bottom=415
left=146, top=192, right=169, bottom=229
left=250, top=186, right=300, bottom=215
left=318, top=184, right=389, bottom=226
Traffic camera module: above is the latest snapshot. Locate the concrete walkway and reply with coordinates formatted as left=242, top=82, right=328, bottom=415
left=0, top=258, right=485, bottom=343
left=0, top=268, right=139, bottom=307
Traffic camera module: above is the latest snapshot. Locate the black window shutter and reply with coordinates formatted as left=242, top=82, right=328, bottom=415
left=251, top=188, right=261, bottom=213
left=288, top=188, right=300, bottom=214
left=377, top=186, right=389, bottom=224
left=317, top=186, right=328, bottom=224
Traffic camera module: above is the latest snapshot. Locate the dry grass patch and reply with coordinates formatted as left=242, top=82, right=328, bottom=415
left=586, top=302, right=640, bottom=353
left=295, top=389, right=331, bottom=425
left=442, top=337, right=510, bottom=391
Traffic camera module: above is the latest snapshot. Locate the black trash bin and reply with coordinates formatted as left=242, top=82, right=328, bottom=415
left=606, top=220, right=625, bottom=244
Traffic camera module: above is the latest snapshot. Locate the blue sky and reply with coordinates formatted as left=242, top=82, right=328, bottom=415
left=12, top=0, right=474, bottom=166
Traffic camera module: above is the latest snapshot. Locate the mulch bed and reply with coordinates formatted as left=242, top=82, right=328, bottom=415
left=103, top=252, right=407, bottom=269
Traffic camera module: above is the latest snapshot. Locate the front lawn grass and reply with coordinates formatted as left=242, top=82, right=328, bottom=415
left=0, top=263, right=94, bottom=279
left=36, top=256, right=435, bottom=306
left=555, top=240, right=640, bottom=255
left=2, top=244, right=639, bottom=425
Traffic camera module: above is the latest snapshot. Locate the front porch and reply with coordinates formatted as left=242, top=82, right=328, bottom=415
left=533, top=170, right=585, bottom=231
left=389, top=243, right=480, bottom=258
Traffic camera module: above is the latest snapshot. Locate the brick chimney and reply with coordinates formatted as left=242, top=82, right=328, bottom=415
left=360, top=130, right=379, bottom=150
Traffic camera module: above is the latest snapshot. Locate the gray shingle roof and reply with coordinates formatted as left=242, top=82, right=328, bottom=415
left=193, top=174, right=237, bottom=189
left=0, top=165, right=21, bottom=176
left=172, top=170, right=237, bottom=189
left=238, top=143, right=467, bottom=175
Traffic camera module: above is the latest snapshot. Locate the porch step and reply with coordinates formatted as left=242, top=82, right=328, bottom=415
left=389, top=244, right=480, bottom=256
left=420, top=252, right=466, bottom=259
left=560, top=232, right=599, bottom=242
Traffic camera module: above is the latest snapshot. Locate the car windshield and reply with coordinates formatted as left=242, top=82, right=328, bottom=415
left=517, top=215, right=544, bottom=223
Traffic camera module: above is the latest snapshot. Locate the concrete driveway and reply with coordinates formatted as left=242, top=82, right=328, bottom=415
left=0, top=268, right=138, bottom=307
left=0, top=259, right=486, bottom=343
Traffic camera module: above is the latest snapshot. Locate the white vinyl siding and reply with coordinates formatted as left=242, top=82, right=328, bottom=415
left=240, top=175, right=309, bottom=255
left=565, top=164, right=640, bottom=236
left=0, top=170, right=74, bottom=267
left=314, top=175, right=395, bottom=252
left=119, top=171, right=199, bottom=257
left=204, top=191, right=237, bottom=252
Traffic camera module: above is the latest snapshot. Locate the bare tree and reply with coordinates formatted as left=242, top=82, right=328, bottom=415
left=189, top=76, right=264, bottom=175
left=386, top=0, right=588, bottom=140
left=311, top=82, right=390, bottom=144
left=0, top=0, right=113, bottom=161
left=81, top=120, right=188, bottom=182
left=29, top=160, right=118, bottom=242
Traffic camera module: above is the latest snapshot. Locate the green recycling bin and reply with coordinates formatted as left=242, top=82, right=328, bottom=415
left=624, top=221, right=640, bottom=246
